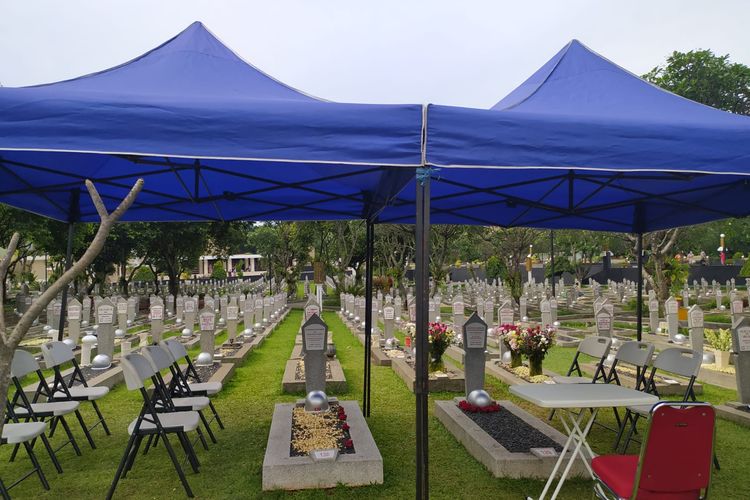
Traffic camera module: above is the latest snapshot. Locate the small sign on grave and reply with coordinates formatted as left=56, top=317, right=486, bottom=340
left=688, top=306, right=704, bottom=328
left=117, top=301, right=128, bottom=314
left=738, top=327, right=750, bottom=352
left=184, top=299, right=196, bottom=313
left=384, top=306, right=395, bottom=320
left=200, top=311, right=216, bottom=331
left=464, top=316, right=487, bottom=350
left=98, top=304, right=114, bottom=324
left=151, top=305, right=164, bottom=321
left=303, top=315, right=327, bottom=352
left=68, top=305, right=81, bottom=321
left=227, top=305, right=238, bottom=321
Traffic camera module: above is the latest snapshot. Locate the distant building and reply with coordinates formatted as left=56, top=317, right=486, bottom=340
left=197, top=253, right=265, bottom=278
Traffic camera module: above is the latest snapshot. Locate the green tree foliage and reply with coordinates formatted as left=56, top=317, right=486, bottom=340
left=211, top=261, right=227, bottom=280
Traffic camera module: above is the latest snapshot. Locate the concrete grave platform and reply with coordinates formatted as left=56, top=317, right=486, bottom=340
left=217, top=341, right=255, bottom=365
left=262, top=399, right=383, bottom=491
left=446, top=345, right=498, bottom=365
left=435, top=398, right=588, bottom=479
left=370, top=344, right=392, bottom=366
left=391, top=357, right=464, bottom=393
left=716, top=402, right=750, bottom=428
left=282, top=358, right=347, bottom=393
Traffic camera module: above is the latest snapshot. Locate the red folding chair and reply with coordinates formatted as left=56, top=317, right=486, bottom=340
left=593, top=401, right=715, bottom=500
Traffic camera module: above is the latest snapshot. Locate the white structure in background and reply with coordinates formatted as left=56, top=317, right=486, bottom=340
left=198, top=253, right=265, bottom=278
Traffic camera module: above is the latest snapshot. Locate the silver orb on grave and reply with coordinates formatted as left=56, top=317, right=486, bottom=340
left=467, top=389, right=492, bottom=408
left=522, top=316, right=529, bottom=322
left=611, top=338, right=622, bottom=348
left=62, top=338, right=76, bottom=348
left=674, top=333, right=687, bottom=344
left=487, top=327, right=495, bottom=336
left=82, top=333, right=97, bottom=345
left=435, top=316, right=441, bottom=322
left=656, top=327, right=662, bottom=334
left=43, top=325, right=51, bottom=332
left=262, top=318, right=268, bottom=325
left=242, top=328, right=253, bottom=336
left=48, top=329, right=58, bottom=339
left=91, top=354, right=112, bottom=370
left=720, top=305, right=726, bottom=311
left=553, top=321, right=561, bottom=327
left=81, top=320, right=89, bottom=327
left=348, top=312, right=354, bottom=320
left=92, top=324, right=99, bottom=331
left=702, top=352, right=716, bottom=365
left=181, top=328, right=192, bottom=337
left=501, top=351, right=512, bottom=364
left=175, top=318, right=183, bottom=324
left=218, top=317, right=225, bottom=325
left=115, top=328, right=125, bottom=338
left=254, top=322, right=262, bottom=330
left=354, top=316, right=360, bottom=323
left=126, top=319, right=132, bottom=326
left=195, top=352, right=213, bottom=366
left=304, top=390, right=329, bottom=412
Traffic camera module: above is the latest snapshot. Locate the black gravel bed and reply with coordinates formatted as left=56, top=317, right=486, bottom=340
left=462, top=406, right=562, bottom=453
left=194, top=362, right=221, bottom=381
left=66, top=362, right=118, bottom=386
left=289, top=402, right=355, bottom=457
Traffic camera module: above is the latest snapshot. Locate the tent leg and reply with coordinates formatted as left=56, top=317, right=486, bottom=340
left=57, top=222, right=75, bottom=341
left=363, top=220, right=374, bottom=417
left=415, top=172, right=430, bottom=500
left=636, top=233, right=643, bottom=342
left=550, top=230, right=555, bottom=297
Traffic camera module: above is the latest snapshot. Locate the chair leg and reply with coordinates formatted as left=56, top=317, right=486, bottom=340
left=58, top=416, right=82, bottom=456
left=142, top=434, right=154, bottom=456
left=548, top=408, right=556, bottom=421
left=621, top=414, right=641, bottom=453
left=122, top=435, right=144, bottom=479
left=0, top=477, right=11, bottom=500
left=39, top=433, right=63, bottom=474
left=74, top=409, right=97, bottom=449
left=23, top=440, right=50, bottom=491
left=208, top=401, right=224, bottom=430
left=49, top=416, right=59, bottom=438
left=195, top=427, right=209, bottom=451
left=161, top=433, right=194, bottom=498
left=177, top=432, right=200, bottom=473
left=613, top=410, right=631, bottom=451
left=198, top=411, right=217, bottom=444
left=9, top=443, right=20, bottom=463
left=106, top=432, right=137, bottom=500
left=91, top=400, right=111, bottom=435
left=713, top=453, right=720, bottom=470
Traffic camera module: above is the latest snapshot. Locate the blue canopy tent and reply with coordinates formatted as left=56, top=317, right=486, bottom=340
left=398, top=40, right=750, bottom=496
left=0, top=22, right=422, bottom=223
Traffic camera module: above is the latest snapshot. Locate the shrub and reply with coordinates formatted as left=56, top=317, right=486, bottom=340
left=740, top=258, right=750, bottom=277
left=132, top=266, right=155, bottom=282
left=211, top=261, right=227, bottom=280
left=705, top=328, right=732, bottom=351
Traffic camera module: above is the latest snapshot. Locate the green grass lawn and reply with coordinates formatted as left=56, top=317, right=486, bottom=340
left=3, top=310, right=749, bottom=498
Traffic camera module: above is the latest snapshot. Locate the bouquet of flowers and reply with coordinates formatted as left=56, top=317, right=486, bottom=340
left=498, top=323, right=523, bottom=367
left=427, top=321, right=455, bottom=372
left=518, top=325, right=556, bottom=375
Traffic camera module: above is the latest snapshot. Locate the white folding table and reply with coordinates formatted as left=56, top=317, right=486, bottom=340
left=510, top=383, right=658, bottom=500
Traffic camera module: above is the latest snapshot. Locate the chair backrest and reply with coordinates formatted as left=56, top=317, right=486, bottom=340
left=578, top=335, right=611, bottom=359
left=41, top=341, right=76, bottom=368
left=652, top=347, right=701, bottom=379
left=634, top=402, right=715, bottom=497
left=11, top=350, right=40, bottom=379
left=162, top=338, right=188, bottom=361
left=121, top=353, right=156, bottom=390
left=142, top=345, right=175, bottom=372
left=614, top=341, right=654, bottom=369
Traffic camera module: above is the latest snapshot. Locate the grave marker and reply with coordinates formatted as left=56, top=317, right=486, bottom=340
left=227, top=304, right=239, bottom=342
left=731, top=317, right=750, bottom=405
left=67, top=298, right=82, bottom=344
left=649, top=299, right=660, bottom=334
left=463, top=313, right=488, bottom=397
left=540, top=298, right=552, bottom=326
left=383, top=304, right=395, bottom=340
left=687, top=305, right=704, bottom=355
left=197, top=307, right=216, bottom=365
left=665, top=297, right=679, bottom=343
left=595, top=306, right=613, bottom=337
left=117, top=298, right=128, bottom=333
left=302, top=314, right=329, bottom=393
left=96, top=298, right=115, bottom=367
left=150, top=302, right=164, bottom=344
left=184, top=297, right=197, bottom=334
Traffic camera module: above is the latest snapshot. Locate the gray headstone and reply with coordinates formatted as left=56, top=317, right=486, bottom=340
left=198, top=307, right=216, bottom=364
left=150, top=302, right=164, bottom=343
left=383, top=304, right=395, bottom=340
left=226, top=304, right=239, bottom=342
left=649, top=299, right=660, bottom=334
left=540, top=298, right=552, bottom=326
left=463, top=313, right=488, bottom=397
left=452, top=296, right=465, bottom=331
left=67, top=298, right=82, bottom=344
left=687, top=305, right=704, bottom=355
left=302, top=314, right=329, bottom=393
left=731, top=299, right=744, bottom=328
left=304, top=296, right=321, bottom=322
left=665, top=297, right=679, bottom=342
left=519, top=296, right=527, bottom=319
left=731, top=317, right=750, bottom=404
left=96, top=298, right=116, bottom=361
left=595, top=306, right=613, bottom=337
left=176, top=295, right=185, bottom=322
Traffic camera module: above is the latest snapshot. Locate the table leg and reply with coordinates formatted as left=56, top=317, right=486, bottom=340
left=536, top=408, right=599, bottom=500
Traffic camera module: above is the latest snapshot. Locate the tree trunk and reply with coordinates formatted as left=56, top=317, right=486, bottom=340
left=0, top=344, right=15, bottom=436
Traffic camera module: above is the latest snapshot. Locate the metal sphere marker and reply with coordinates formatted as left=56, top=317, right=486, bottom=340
left=115, top=328, right=125, bottom=338
left=195, top=352, right=213, bottom=366
left=91, top=353, right=112, bottom=371
left=242, top=328, right=253, bottom=336
left=62, top=338, right=76, bottom=347
left=126, top=319, right=132, bottom=326
left=674, top=333, right=688, bottom=344
left=501, top=351, right=512, bottom=364
left=181, top=327, right=192, bottom=337
left=553, top=320, right=561, bottom=327
left=304, top=390, right=329, bottom=412
left=218, top=317, right=226, bottom=325
left=175, top=317, right=183, bottom=325
left=467, top=389, right=492, bottom=408
left=81, top=320, right=89, bottom=327
left=702, top=352, right=716, bottom=365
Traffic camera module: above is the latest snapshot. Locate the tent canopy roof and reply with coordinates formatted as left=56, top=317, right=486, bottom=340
left=376, top=40, right=750, bottom=232
left=0, top=22, right=420, bottom=222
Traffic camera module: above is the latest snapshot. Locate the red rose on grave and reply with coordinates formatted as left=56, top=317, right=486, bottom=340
left=337, top=406, right=346, bottom=414
left=338, top=413, right=347, bottom=420
left=342, top=423, right=350, bottom=431
left=344, top=439, right=353, bottom=449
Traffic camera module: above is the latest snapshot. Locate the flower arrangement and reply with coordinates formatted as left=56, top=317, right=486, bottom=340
left=498, top=323, right=523, bottom=367
left=518, top=325, right=556, bottom=376
left=428, top=321, right=455, bottom=372
left=458, top=399, right=501, bottom=413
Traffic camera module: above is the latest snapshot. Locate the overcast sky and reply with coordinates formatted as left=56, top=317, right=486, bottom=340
left=1, top=1, right=748, bottom=108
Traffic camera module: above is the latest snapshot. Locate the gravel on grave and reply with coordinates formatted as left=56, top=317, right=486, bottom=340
left=193, top=362, right=221, bottom=381
left=461, top=406, right=562, bottom=453
left=295, top=360, right=333, bottom=381
left=65, top=361, right=118, bottom=386
left=289, top=402, right=355, bottom=457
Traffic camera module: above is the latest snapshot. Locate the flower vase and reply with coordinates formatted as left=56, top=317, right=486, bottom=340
left=429, top=355, right=445, bottom=373
left=528, top=356, right=544, bottom=377
left=510, top=351, right=523, bottom=368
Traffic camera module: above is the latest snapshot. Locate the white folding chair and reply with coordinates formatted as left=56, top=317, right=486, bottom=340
left=1, top=407, right=52, bottom=498
left=40, top=341, right=111, bottom=446
left=107, top=353, right=202, bottom=499
left=553, top=335, right=612, bottom=384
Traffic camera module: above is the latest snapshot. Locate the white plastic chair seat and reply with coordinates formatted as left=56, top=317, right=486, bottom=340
left=172, top=396, right=210, bottom=411
left=553, top=375, right=594, bottom=384
left=15, top=401, right=80, bottom=417
left=1, top=422, right=47, bottom=444
left=188, top=381, right=221, bottom=395
left=52, top=385, right=109, bottom=401
left=626, top=403, right=657, bottom=415
left=128, top=411, right=200, bottom=434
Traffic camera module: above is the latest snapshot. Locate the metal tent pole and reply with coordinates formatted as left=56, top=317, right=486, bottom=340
left=550, top=230, right=555, bottom=297
left=363, top=220, right=374, bottom=417
left=415, top=171, right=431, bottom=500
left=636, top=233, right=644, bottom=342
left=57, top=190, right=80, bottom=341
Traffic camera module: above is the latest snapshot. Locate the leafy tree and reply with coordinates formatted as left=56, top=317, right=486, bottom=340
left=485, top=255, right=506, bottom=282
left=374, top=224, right=414, bottom=298
left=211, top=261, right=227, bottom=280
left=482, top=227, right=540, bottom=300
